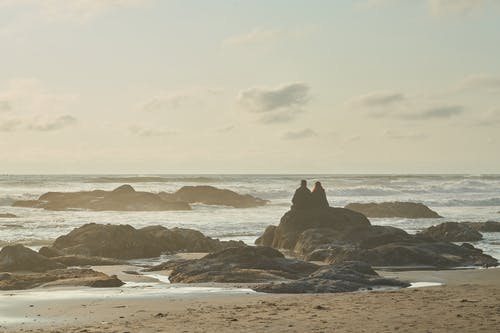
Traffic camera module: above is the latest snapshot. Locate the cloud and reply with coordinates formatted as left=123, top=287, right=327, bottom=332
left=216, top=125, right=235, bottom=133
left=28, top=115, right=77, bottom=131
left=0, top=0, right=149, bottom=22
left=0, top=118, right=22, bottom=132
left=402, top=105, right=464, bottom=120
left=223, top=27, right=280, bottom=46
left=477, top=108, right=500, bottom=126
left=129, top=125, right=176, bottom=137
left=428, top=0, right=496, bottom=16
left=0, top=101, right=11, bottom=112
left=349, top=91, right=406, bottom=107
left=141, top=88, right=221, bottom=112
left=282, top=128, right=317, bottom=140
left=239, top=82, right=310, bottom=113
left=456, top=74, right=500, bottom=93
left=383, top=130, right=427, bottom=140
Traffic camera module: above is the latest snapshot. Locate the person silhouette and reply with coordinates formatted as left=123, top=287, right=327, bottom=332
left=291, top=180, right=312, bottom=210
left=311, top=181, right=329, bottom=208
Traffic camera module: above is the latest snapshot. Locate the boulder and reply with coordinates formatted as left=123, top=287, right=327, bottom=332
left=254, top=226, right=276, bottom=247
left=0, top=268, right=124, bottom=290
left=159, top=185, right=268, bottom=208
left=326, top=242, right=497, bottom=268
left=12, top=185, right=191, bottom=212
left=254, top=261, right=409, bottom=294
left=47, top=223, right=245, bottom=259
left=269, top=207, right=371, bottom=250
left=419, top=222, right=483, bottom=242
left=0, top=213, right=17, bottom=218
left=345, top=202, right=442, bottom=218
left=464, top=221, right=500, bottom=232
left=38, top=246, right=64, bottom=258
left=166, top=246, right=319, bottom=283
left=0, top=245, right=65, bottom=272
left=49, top=255, right=124, bottom=267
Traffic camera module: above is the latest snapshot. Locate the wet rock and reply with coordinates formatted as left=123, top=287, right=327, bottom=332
left=254, top=261, right=409, bottom=294
left=167, top=246, right=319, bottom=283
left=0, top=213, right=17, bottom=218
left=0, top=268, right=124, bottom=290
left=49, top=255, right=124, bottom=267
left=38, top=246, right=64, bottom=258
left=13, top=185, right=191, bottom=212
left=345, top=202, right=442, bottom=218
left=0, top=245, right=65, bottom=273
left=325, top=242, right=498, bottom=268
left=419, top=222, right=483, bottom=242
left=254, top=226, right=276, bottom=247
left=48, top=223, right=245, bottom=259
left=464, top=221, right=500, bottom=232
left=159, top=185, right=268, bottom=208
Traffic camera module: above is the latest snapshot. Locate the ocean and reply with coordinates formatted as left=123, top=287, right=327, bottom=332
left=1, top=174, right=499, bottom=260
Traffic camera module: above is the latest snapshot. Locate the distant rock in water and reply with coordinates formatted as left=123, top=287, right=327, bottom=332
left=46, top=223, right=245, bottom=259
left=464, top=221, right=500, bottom=232
left=12, top=184, right=191, bottom=211
left=419, top=222, right=483, bottom=242
left=255, top=207, right=497, bottom=268
left=12, top=184, right=266, bottom=211
left=159, top=185, right=268, bottom=208
left=0, top=213, right=17, bottom=218
left=345, top=202, right=442, bottom=218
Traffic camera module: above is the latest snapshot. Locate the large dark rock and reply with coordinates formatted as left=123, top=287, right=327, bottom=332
left=0, top=213, right=17, bottom=218
left=464, top=221, right=500, bottom=232
left=254, top=261, right=409, bottom=294
left=255, top=208, right=498, bottom=268
left=0, top=268, right=124, bottom=290
left=165, top=246, right=319, bottom=283
left=49, top=255, right=124, bottom=267
left=47, top=223, right=244, bottom=259
left=267, top=207, right=371, bottom=250
left=419, top=222, right=483, bottom=242
left=159, top=185, right=268, bottom=208
left=12, top=185, right=191, bottom=212
left=326, top=242, right=498, bottom=268
left=0, top=245, right=65, bottom=272
left=345, top=202, right=442, bottom=218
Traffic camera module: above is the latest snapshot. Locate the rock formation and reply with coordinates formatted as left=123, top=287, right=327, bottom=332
left=159, top=185, right=268, bottom=208
left=0, top=268, right=123, bottom=290
left=0, top=213, right=17, bottom=218
left=464, top=221, right=500, bottom=232
left=0, top=244, right=65, bottom=272
left=46, top=223, right=244, bottom=259
left=345, top=202, right=442, bottom=218
left=155, top=246, right=408, bottom=293
left=12, top=184, right=267, bottom=211
left=419, top=222, right=483, bottom=242
left=13, top=184, right=191, bottom=211
left=255, top=207, right=497, bottom=268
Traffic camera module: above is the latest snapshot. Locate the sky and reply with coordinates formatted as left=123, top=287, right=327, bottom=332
left=0, top=0, right=499, bottom=174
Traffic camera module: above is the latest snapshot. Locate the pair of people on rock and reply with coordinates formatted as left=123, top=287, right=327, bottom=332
left=292, top=180, right=329, bottom=210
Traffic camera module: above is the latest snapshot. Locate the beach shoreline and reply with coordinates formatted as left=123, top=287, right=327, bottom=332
left=1, top=267, right=499, bottom=332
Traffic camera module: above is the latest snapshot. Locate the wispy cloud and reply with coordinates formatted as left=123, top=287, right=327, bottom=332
left=0, top=114, right=77, bottom=132
left=141, top=88, right=221, bottom=112
left=129, top=125, right=177, bottom=137
left=383, top=129, right=427, bottom=140
left=239, top=82, right=310, bottom=113
left=401, top=105, right=464, bottom=120
left=429, top=0, right=496, bottom=16
left=348, top=91, right=406, bottom=107
left=239, top=82, right=311, bottom=124
left=282, top=128, right=317, bottom=140
left=455, top=74, right=500, bottom=93
left=477, top=108, right=500, bottom=126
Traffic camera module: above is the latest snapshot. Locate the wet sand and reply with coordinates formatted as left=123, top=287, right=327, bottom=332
left=1, top=267, right=499, bottom=332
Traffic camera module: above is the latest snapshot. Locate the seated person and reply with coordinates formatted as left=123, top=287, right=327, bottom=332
left=291, top=180, right=312, bottom=210
left=311, top=181, right=329, bottom=208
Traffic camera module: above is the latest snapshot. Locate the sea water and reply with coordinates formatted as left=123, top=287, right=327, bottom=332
left=0, top=174, right=499, bottom=260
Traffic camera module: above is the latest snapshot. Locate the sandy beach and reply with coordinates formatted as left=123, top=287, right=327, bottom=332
left=1, top=267, right=499, bottom=333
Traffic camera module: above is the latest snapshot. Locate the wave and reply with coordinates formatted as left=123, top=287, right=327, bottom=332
left=86, top=176, right=218, bottom=183
left=0, top=239, right=53, bottom=247
left=425, top=197, right=500, bottom=207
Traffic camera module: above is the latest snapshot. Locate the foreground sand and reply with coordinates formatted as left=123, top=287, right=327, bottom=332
left=1, top=267, right=499, bottom=332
